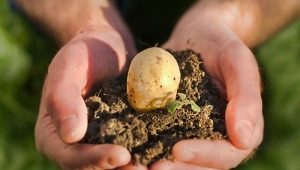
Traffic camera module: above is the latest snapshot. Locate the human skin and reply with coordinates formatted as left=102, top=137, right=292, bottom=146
left=17, top=0, right=136, bottom=169
left=17, top=0, right=300, bottom=169
left=120, top=0, right=300, bottom=170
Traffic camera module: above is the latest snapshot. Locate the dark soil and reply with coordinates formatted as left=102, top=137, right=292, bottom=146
left=82, top=50, right=227, bottom=166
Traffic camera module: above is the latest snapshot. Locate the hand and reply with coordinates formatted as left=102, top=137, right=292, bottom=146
left=150, top=1, right=264, bottom=170
left=35, top=25, right=136, bottom=170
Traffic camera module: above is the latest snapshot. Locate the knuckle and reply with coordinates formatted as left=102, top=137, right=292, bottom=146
left=217, top=39, right=258, bottom=77
left=218, top=39, right=253, bottom=61
left=45, top=93, right=60, bottom=119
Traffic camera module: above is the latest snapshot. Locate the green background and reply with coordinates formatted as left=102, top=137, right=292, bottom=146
left=1, top=0, right=300, bottom=169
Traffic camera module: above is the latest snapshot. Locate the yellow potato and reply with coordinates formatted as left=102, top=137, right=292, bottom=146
left=127, top=47, right=181, bottom=111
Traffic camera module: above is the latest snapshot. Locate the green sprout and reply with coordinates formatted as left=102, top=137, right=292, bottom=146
left=166, top=93, right=201, bottom=113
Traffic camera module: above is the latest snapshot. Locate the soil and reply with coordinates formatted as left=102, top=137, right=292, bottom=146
left=82, top=50, right=227, bottom=166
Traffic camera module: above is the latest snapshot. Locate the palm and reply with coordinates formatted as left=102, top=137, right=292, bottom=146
left=35, top=30, right=134, bottom=170
left=150, top=7, right=264, bottom=170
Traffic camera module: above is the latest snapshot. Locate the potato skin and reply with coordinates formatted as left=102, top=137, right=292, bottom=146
left=127, top=47, right=181, bottom=111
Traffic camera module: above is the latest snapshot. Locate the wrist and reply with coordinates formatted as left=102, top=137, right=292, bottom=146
left=216, top=0, right=300, bottom=47
left=16, top=0, right=117, bottom=44
left=50, top=1, right=113, bottom=45
left=193, top=0, right=300, bottom=47
left=191, top=0, right=260, bottom=47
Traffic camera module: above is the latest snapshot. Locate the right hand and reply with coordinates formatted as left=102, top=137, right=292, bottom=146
left=152, top=1, right=264, bottom=169
left=120, top=1, right=264, bottom=170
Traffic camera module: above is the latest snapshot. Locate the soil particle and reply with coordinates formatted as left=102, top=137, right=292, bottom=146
left=82, top=50, right=227, bottom=166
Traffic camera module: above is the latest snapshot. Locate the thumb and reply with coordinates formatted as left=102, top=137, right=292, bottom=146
left=217, top=40, right=263, bottom=149
left=45, top=82, right=88, bottom=144
left=163, top=33, right=263, bottom=149
left=44, top=42, right=90, bottom=143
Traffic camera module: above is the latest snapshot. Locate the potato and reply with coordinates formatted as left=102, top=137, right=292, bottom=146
left=127, top=47, right=181, bottom=111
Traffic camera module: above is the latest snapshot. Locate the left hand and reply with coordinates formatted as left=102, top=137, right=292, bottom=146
left=35, top=27, right=135, bottom=170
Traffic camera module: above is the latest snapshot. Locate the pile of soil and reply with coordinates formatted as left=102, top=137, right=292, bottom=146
left=82, top=50, right=227, bottom=166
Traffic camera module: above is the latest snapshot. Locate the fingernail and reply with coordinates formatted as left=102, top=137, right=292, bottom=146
left=102, top=157, right=116, bottom=169
left=59, top=115, right=78, bottom=143
left=107, top=157, right=117, bottom=168
left=179, top=149, right=194, bottom=161
left=237, top=121, right=254, bottom=149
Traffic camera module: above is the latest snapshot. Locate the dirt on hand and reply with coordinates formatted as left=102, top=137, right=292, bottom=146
left=82, top=50, right=227, bottom=166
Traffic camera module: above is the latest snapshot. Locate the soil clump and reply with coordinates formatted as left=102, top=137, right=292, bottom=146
left=82, top=50, right=227, bottom=166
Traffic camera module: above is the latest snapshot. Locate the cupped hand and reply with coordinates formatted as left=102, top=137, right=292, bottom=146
left=152, top=1, right=264, bottom=170
left=35, top=26, right=136, bottom=170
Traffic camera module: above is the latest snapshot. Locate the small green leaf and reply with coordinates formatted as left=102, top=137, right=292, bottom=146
left=189, top=101, right=201, bottom=112
left=181, top=99, right=190, bottom=105
left=177, top=93, right=186, bottom=100
left=166, top=101, right=183, bottom=113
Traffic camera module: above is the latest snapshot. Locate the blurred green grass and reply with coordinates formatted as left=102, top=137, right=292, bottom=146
left=0, top=0, right=57, bottom=169
left=238, top=20, right=300, bottom=170
left=1, top=0, right=300, bottom=169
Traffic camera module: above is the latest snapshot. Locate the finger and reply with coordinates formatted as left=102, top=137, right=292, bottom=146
left=171, top=103, right=263, bottom=169
left=45, top=35, right=130, bottom=143
left=35, top=114, right=131, bottom=170
left=150, top=160, right=219, bottom=170
left=44, top=41, right=91, bottom=143
left=63, top=144, right=131, bottom=170
left=216, top=40, right=263, bottom=149
left=117, top=163, right=148, bottom=170
left=164, top=35, right=263, bottom=149
left=45, top=84, right=88, bottom=144
left=172, top=139, right=256, bottom=170
left=177, top=30, right=263, bottom=149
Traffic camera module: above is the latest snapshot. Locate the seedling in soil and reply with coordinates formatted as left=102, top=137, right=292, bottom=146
left=166, top=93, right=201, bottom=113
